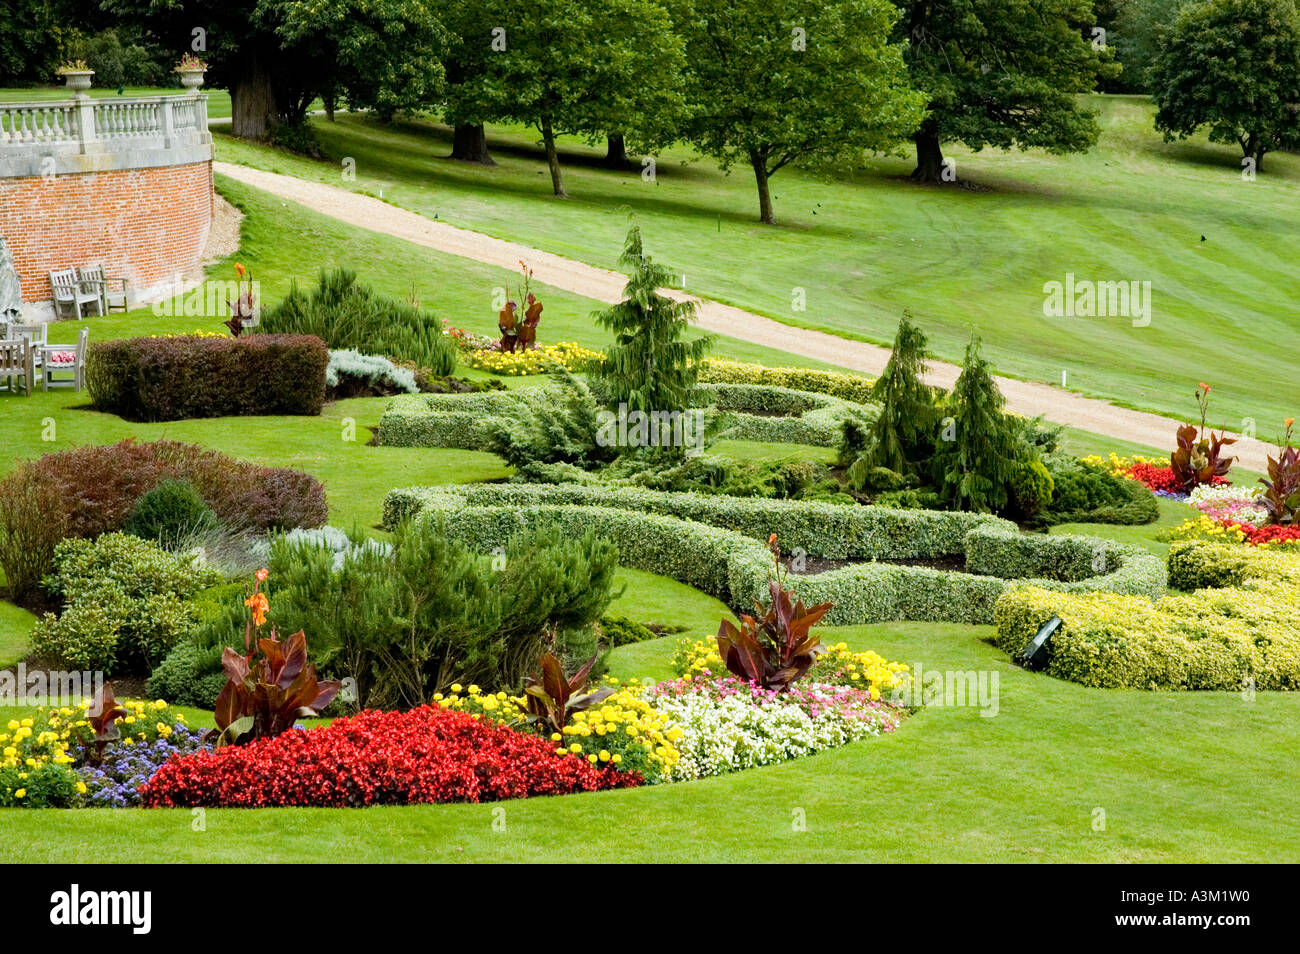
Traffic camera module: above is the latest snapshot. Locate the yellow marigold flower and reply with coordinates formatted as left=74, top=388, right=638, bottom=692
left=569, top=743, right=582, bottom=754
left=14, top=789, right=24, bottom=798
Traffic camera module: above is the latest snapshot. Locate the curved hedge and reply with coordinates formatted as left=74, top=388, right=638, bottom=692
left=697, top=382, right=875, bottom=447
left=376, top=392, right=514, bottom=449
left=394, top=485, right=1165, bottom=626
left=994, top=542, right=1300, bottom=690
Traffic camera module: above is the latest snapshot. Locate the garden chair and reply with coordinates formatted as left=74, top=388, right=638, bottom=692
left=48, top=268, right=102, bottom=319
left=77, top=263, right=129, bottom=313
left=41, top=328, right=89, bottom=391
left=0, top=339, right=34, bottom=396
left=7, top=323, right=47, bottom=370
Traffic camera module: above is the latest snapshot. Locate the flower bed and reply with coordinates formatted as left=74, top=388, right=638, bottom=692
left=462, top=341, right=603, bottom=375
left=1167, top=515, right=1300, bottom=549
left=1083, top=453, right=1228, bottom=498
left=646, top=677, right=904, bottom=779
left=140, top=706, right=638, bottom=807
left=0, top=698, right=197, bottom=808
left=1188, top=484, right=1268, bottom=527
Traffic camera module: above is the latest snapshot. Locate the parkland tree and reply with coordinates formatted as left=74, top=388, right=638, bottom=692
left=890, top=0, right=1115, bottom=182
left=1149, top=0, right=1300, bottom=172
left=672, top=0, right=926, bottom=223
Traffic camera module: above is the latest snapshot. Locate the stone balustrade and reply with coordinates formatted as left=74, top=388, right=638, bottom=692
left=0, top=93, right=212, bottom=178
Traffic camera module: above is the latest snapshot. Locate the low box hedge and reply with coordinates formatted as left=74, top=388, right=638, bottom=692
left=87, top=334, right=328, bottom=422
left=696, top=359, right=877, bottom=404
left=384, top=482, right=1015, bottom=558
left=994, top=582, right=1300, bottom=690
left=994, top=542, right=1300, bottom=689
left=701, top=382, right=874, bottom=447
left=376, top=392, right=516, bottom=449
left=398, top=486, right=1165, bottom=626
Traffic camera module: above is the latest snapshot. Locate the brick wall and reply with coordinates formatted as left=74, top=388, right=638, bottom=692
left=0, top=160, right=213, bottom=303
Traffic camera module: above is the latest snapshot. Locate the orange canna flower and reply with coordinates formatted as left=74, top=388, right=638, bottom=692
left=244, top=592, right=269, bottom=627
left=1199, top=382, right=1211, bottom=392
left=768, top=533, right=778, bottom=545
left=1286, top=418, right=1295, bottom=428
left=235, top=262, right=246, bottom=277
left=256, top=568, right=269, bottom=583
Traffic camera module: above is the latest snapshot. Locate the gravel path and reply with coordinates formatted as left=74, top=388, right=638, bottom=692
left=215, top=161, right=1280, bottom=472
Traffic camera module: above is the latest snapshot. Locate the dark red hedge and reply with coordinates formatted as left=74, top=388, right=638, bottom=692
left=86, top=334, right=329, bottom=422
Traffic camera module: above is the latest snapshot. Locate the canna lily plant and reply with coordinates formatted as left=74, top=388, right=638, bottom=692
left=1259, top=418, right=1300, bottom=526
left=523, top=652, right=613, bottom=736
left=82, top=682, right=128, bottom=765
left=715, top=535, right=832, bottom=693
left=212, top=571, right=340, bottom=747
left=1171, top=382, right=1236, bottom=493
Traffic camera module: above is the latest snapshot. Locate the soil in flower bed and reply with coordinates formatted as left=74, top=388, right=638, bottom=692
left=790, top=554, right=970, bottom=575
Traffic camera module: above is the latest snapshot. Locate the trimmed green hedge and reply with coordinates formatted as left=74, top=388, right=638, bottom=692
left=384, top=482, right=1014, bottom=558
left=698, top=383, right=875, bottom=447
left=994, top=542, right=1300, bottom=689
left=377, top=381, right=874, bottom=451
left=696, top=359, right=877, bottom=404
left=376, top=392, right=515, bottom=449
left=393, top=485, right=1165, bottom=626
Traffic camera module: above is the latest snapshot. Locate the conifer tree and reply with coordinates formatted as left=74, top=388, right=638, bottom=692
left=933, top=336, right=1022, bottom=512
left=865, top=312, right=938, bottom=475
left=594, top=227, right=715, bottom=417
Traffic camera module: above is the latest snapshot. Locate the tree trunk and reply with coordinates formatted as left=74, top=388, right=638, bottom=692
left=450, top=123, right=495, bottom=164
left=911, top=127, right=947, bottom=183
left=750, top=151, right=774, bottom=225
left=541, top=119, right=567, bottom=197
left=604, top=133, right=629, bottom=168
left=230, top=56, right=278, bottom=139
left=323, top=92, right=337, bottom=123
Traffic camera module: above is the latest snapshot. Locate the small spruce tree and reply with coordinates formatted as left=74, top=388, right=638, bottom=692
left=865, top=311, right=938, bottom=474
left=595, top=226, right=715, bottom=417
left=932, top=336, right=1022, bottom=513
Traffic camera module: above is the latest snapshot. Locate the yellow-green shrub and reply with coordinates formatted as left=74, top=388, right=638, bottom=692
left=696, top=359, right=876, bottom=404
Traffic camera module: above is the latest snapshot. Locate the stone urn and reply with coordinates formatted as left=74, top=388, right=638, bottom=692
left=61, top=70, right=94, bottom=94
left=177, top=68, right=206, bottom=95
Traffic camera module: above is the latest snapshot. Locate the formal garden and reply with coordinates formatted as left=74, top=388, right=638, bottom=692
left=0, top=0, right=1298, bottom=870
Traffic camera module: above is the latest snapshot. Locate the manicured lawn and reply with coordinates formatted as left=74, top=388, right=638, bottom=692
left=212, top=97, right=1300, bottom=441
left=2, top=110, right=1293, bottom=864
left=2, top=620, right=1295, bottom=863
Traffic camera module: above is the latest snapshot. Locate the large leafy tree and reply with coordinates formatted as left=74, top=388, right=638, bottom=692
left=102, top=0, right=445, bottom=138
left=0, top=0, right=75, bottom=83
left=459, top=0, right=686, bottom=196
left=1150, top=0, right=1300, bottom=172
left=1094, top=0, right=1187, bottom=92
left=595, top=226, right=715, bottom=417
left=673, top=0, right=926, bottom=223
left=892, top=0, right=1115, bottom=182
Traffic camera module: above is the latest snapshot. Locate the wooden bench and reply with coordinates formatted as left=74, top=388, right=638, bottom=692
left=77, top=264, right=129, bottom=313
left=49, top=268, right=103, bottom=319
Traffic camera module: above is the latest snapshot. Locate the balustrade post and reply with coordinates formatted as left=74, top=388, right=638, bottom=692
left=75, top=97, right=97, bottom=154
left=160, top=99, right=176, bottom=148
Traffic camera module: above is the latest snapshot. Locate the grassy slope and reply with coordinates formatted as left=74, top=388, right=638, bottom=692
left=212, top=97, right=1300, bottom=442
left=3, top=621, right=1296, bottom=863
